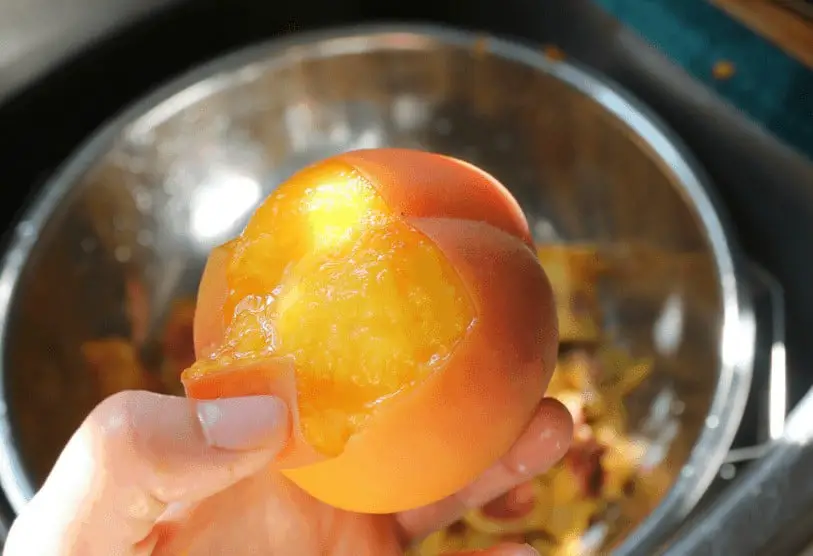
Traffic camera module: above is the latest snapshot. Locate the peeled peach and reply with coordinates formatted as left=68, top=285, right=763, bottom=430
left=181, top=149, right=557, bottom=514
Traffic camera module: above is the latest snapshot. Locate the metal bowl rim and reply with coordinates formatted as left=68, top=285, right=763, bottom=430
left=0, top=24, right=755, bottom=553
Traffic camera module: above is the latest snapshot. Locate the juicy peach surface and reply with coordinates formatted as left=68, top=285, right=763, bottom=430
left=181, top=149, right=557, bottom=514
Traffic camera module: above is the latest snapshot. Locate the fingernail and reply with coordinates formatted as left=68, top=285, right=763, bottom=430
left=196, top=396, right=288, bottom=451
left=517, top=544, right=540, bottom=556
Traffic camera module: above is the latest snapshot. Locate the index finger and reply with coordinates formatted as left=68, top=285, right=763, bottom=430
left=396, top=397, right=572, bottom=542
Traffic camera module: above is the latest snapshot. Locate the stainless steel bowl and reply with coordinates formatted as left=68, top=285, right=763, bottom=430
left=0, top=25, right=765, bottom=554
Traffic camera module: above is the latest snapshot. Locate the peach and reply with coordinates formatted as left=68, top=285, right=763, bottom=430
left=181, top=149, right=557, bottom=514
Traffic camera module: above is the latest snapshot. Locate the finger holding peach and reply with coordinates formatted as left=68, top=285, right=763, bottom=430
left=181, top=148, right=559, bottom=514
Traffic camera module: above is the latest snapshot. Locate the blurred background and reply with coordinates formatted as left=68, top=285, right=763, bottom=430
left=0, top=0, right=811, bottom=554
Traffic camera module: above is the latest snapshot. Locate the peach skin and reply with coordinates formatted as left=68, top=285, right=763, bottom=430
left=182, top=148, right=558, bottom=514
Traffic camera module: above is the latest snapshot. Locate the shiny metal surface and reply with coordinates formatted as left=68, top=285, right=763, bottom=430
left=724, top=263, right=787, bottom=465
left=0, top=0, right=175, bottom=104
left=0, top=26, right=758, bottom=554
left=663, top=383, right=813, bottom=556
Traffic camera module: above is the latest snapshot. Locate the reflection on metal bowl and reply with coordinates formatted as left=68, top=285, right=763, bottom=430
left=0, top=25, right=760, bottom=555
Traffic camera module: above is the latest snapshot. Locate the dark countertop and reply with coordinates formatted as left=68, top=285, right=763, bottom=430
left=597, top=0, right=813, bottom=160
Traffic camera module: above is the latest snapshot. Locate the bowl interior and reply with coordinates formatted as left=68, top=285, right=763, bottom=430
left=4, top=30, right=724, bottom=551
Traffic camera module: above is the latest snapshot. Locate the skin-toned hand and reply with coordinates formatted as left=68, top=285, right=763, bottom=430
left=4, top=391, right=572, bottom=556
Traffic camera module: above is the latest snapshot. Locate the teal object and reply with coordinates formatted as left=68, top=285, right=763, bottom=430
left=594, top=0, right=813, bottom=158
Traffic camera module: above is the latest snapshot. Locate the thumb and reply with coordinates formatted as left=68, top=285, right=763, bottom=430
left=5, top=390, right=288, bottom=556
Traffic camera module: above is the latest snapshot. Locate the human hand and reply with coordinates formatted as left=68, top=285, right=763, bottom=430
left=4, top=390, right=572, bottom=556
